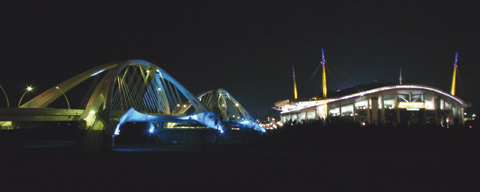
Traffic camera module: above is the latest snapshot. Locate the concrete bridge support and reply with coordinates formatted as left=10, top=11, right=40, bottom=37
left=78, top=119, right=116, bottom=152
left=78, top=130, right=114, bottom=152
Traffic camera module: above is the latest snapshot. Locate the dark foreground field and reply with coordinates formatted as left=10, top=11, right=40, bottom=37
left=1, top=121, right=480, bottom=191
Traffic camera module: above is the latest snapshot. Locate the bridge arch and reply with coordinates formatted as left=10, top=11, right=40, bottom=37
left=193, top=88, right=265, bottom=132
left=21, top=59, right=223, bottom=151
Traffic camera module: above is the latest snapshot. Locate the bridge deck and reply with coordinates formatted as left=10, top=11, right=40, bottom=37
left=0, top=108, right=84, bottom=121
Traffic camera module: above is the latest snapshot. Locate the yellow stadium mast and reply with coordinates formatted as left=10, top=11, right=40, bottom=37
left=321, top=48, right=327, bottom=98
left=292, top=66, right=298, bottom=100
left=309, top=48, right=328, bottom=118
left=399, top=68, right=403, bottom=85
left=451, top=52, right=458, bottom=96
left=321, top=48, right=328, bottom=119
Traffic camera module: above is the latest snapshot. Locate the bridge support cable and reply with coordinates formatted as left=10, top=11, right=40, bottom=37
left=153, top=75, right=170, bottom=113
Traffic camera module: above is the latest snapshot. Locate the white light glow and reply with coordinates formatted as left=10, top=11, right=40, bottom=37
left=114, top=125, right=120, bottom=135
left=398, top=102, right=425, bottom=109
left=148, top=123, right=155, bottom=133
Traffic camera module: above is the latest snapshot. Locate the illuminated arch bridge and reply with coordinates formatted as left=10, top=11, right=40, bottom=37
left=191, top=88, right=265, bottom=132
left=13, top=59, right=264, bottom=151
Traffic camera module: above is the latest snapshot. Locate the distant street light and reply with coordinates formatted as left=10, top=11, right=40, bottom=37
left=18, top=86, right=33, bottom=107
left=56, top=87, right=70, bottom=110
left=0, top=85, right=9, bottom=107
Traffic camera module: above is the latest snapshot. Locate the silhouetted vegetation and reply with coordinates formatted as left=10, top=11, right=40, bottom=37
left=257, top=118, right=480, bottom=155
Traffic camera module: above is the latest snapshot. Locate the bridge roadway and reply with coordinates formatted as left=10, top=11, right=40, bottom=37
left=0, top=108, right=84, bottom=122
left=0, top=108, right=128, bottom=126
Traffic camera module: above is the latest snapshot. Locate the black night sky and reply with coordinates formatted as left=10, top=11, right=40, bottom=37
left=1, top=1, right=480, bottom=119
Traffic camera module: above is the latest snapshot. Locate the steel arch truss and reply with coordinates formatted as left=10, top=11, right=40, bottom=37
left=196, top=89, right=265, bottom=132
left=21, top=60, right=224, bottom=134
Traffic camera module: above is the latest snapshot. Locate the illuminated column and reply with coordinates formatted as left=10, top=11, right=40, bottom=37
left=324, top=101, right=328, bottom=119
left=318, top=105, right=326, bottom=120
left=367, top=98, right=371, bottom=124
left=339, top=102, right=342, bottom=117
left=352, top=102, right=356, bottom=122
left=433, top=96, right=439, bottom=125
left=395, top=93, right=400, bottom=124
left=440, top=99, right=446, bottom=124
left=422, top=93, right=426, bottom=123
left=380, top=95, right=385, bottom=125
left=371, top=98, right=379, bottom=125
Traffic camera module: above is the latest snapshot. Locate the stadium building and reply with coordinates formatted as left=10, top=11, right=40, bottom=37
left=274, top=51, right=469, bottom=126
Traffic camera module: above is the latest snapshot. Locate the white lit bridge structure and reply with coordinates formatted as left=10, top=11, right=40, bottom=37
left=0, top=59, right=264, bottom=152
left=194, top=89, right=265, bottom=132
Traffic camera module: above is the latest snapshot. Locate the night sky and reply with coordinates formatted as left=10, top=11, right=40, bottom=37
left=1, top=1, right=479, bottom=119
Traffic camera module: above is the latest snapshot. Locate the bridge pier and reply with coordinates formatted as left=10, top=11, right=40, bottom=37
left=78, top=130, right=114, bottom=152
